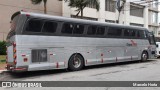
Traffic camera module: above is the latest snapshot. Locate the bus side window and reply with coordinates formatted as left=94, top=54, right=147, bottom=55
left=42, top=21, right=57, bottom=33
left=124, top=29, right=130, bottom=36
left=62, top=23, right=74, bottom=34
left=130, top=30, right=136, bottom=37
left=137, top=31, right=140, bottom=38
left=73, top=24, right=84, bottom=34
left=137, top=30, right=145, bottom=38
left=87, top=25, right=97, bottom=35
left=96, top=27, right=105, bottom=35
left=108, top=27, right=122, bottom=36
left=26, top=19, right=43, bottom=32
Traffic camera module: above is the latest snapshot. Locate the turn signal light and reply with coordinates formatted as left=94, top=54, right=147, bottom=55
left=24, top=58, right=28, bottom=62
left=13, top=42, right=16, bottom=47
left=14, top=60, right=17, bottom=65
left=13, top=48, right=16, bottom=53
left=14, top=54, right=17, bottom=59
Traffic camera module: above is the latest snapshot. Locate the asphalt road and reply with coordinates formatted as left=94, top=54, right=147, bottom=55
left=0, top=59, right=160, bottom=90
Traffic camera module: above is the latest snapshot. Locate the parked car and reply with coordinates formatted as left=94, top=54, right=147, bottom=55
left=156, top=42, right=160, bottom=58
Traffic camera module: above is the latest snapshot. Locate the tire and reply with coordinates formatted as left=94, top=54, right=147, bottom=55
left=68, top=54, right=84, bottom=71
left=141, top=51, right=148, bottom=62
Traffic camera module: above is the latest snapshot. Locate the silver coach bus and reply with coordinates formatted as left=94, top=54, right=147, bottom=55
left=6, top=11, right=156, bottom=72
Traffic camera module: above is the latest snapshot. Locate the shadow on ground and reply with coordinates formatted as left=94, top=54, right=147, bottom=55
left=2, top=59, right=157, bottom=80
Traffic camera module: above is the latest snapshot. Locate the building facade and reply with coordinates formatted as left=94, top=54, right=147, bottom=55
left=0, top=0, right=159, bottom=40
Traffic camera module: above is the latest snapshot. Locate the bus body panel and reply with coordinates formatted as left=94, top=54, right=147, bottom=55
left=6, top=11, right=156, bottom=72
left=8, top=35, right=154, bottom=71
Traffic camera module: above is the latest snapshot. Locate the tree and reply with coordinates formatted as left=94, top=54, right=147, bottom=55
left=116, top=0, right=126, bottom=23
left=66, top=0, right=100, bottom=19
left=30, top=0, right=47, bottom=14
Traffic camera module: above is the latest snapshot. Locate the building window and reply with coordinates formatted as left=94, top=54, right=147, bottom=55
left=158, top=31, right=160, bottom=35
left=105, top=20, right=115, bottom=23
left=149, top=26, right=158, bottom=36
left=105, top=0, right=116, bottom=12
left=152, top=11, right=158, bottom=24
left=130, top=5, right=144, bottom=17
left=86, top=1, right=97, bottom=9
left=130, top=23, right=144, bottom=27
left=152, top=0, right=158, bottom=8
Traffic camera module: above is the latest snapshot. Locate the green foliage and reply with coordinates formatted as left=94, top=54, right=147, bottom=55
left=30, top=0, right=47, bottom=14
left=0, top=41, right=6, bottom=55
left=67, top=0, right=100, bottom=18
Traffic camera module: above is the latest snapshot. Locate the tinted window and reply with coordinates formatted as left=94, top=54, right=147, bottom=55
left=124, top=29, right=136, bottom=37
left=73, top=24, right=84, bottom=34
left=137, top=30, right=145, bottom=38
left=130, top=30, right=136, bottom=37
left=87, top=26, right=97, bottom=35
left=108, top=27, right=122, bottom=36
left=124, top=29, right=130, bottom=36
left=42, top=21, right=57, bottom=33
left=7, top=15, right=19, bottom=39
left=62, top=23, right=74, bottom=34
left=97, top=27, right=105, bottom=35
left=26, top=19, right=43, bottom=32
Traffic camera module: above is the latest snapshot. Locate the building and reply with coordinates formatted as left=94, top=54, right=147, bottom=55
left=0, top=0, right=159, bottom=41
left=0, top=0, right=62, bottom=41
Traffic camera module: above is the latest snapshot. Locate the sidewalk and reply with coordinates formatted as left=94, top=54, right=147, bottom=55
left=0, top=69, right=7, bottom=73
left=0, top=63, right=7, bottom=73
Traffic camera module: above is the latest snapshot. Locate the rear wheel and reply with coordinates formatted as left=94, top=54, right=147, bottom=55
left=68, top=54, right=84, bottom=71
left=141, top=51, right=148, bottom=62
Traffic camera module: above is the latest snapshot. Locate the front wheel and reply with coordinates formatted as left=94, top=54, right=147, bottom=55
left=68, top=54, right=84, bottom=71
left=141, top=51, right=148, bottom=62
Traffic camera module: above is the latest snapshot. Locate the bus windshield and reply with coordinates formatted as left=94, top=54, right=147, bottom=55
left=148, top=32, right=156, bottom=45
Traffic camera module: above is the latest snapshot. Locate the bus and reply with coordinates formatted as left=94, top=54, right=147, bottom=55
left=6, top=11, right=156, bottom=72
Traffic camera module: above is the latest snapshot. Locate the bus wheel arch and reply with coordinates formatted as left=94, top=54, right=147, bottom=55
left=141, top=50, right=149, bottom=61
left=68, top=53, right=85, bottom=71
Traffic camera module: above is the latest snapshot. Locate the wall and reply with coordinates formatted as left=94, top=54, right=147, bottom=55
left=0, top=0, right=62, bottom=41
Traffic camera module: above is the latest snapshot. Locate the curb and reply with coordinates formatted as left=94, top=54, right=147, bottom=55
left=0, top=69, right=7, bottom=73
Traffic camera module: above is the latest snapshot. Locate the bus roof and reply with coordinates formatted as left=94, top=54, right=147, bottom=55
left=16, top=11, right=147, bottom=31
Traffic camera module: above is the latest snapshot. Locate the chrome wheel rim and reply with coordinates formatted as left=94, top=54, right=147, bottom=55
left=73, top=57, right=81, bottom=68
left=142, top=53, right=147, bottom=60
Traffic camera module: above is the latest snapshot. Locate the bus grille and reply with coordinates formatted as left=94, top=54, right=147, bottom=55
left=31, top=49, right=47, bottom=63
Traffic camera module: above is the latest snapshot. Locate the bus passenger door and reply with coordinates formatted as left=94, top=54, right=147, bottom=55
left=124, top=39, right=139, bottom=61
left=123, top=29, right=139, bottom=61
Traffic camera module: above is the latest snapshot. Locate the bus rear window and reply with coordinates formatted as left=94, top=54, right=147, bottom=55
left=7, top=15, right=19, bottom=39
left=26, top=19, right=43, bottom=32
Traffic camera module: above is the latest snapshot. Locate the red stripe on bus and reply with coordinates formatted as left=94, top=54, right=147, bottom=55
left=101, top=53, right=103, bottom=56
left=101, top=59, right=104, bottom=63
left=56, top=62, right=59, bottom=68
